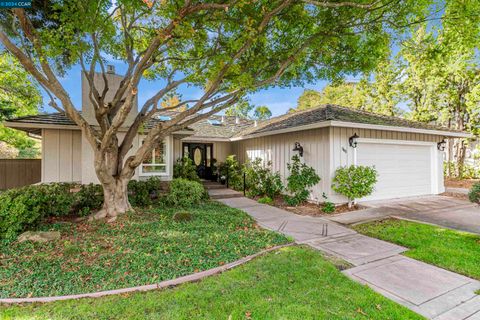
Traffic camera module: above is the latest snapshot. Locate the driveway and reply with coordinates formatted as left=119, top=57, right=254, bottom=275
left=329, top=195, right=480, bottom=234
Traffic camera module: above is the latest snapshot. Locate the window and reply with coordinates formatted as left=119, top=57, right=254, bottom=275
left=140, top=138, right=169, bottom=176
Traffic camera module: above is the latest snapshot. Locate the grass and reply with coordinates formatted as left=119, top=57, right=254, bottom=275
left=354, top=219, right=480, bottom=280
left=0, top=246, right=422, bottom=320
left=0, top=201, right=288, bottom=298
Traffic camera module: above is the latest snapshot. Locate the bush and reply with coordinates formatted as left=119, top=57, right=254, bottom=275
left=166, top=178, right=204, bottom=207
left=73, top=183, right=103, bottom=216
left=218, top=155, right=243, bottom=190
left=244, top=158, right=283, bottom=198
left=468, top=183, right=480, bottom=204
left=258, top=196, right=273, bottom=205
left=332, top=165, right=378, bottom=208
left=284, top=155, right=321, bottom=206
left=172, top=211, right=193, bottom=222
left=173, top=157, right=200, bottom=182
left=128, top=177, right=163, bottom=207
left=321, top=192, right=335, bottom=213
left=0, top=183, right=75, bottom=240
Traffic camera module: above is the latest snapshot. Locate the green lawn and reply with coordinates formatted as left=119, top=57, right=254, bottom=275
left=0, top=246, right=422, bottom=320
left=354, top=219, right=480, bottom=280
left=0, top=201, right=288, bottom=298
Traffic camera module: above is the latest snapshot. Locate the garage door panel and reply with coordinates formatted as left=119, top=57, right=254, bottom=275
left=356, top=142, right=433, bottom=200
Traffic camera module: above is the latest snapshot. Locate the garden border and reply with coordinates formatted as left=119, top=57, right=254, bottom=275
left=0, top=243, right=294, bottom=304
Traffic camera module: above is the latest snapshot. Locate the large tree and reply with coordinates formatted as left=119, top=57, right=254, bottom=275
left=0, top=0, right=430, bottom=219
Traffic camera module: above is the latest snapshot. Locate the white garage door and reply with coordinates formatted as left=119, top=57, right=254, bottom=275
left=356, top=142, right=433, bottom=200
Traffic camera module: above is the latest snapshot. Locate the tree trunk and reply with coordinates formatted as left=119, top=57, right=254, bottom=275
left=90, top=178, right=132, bottom=222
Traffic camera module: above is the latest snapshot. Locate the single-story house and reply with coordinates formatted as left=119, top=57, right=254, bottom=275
left=4, top=71, right=470, bottom=203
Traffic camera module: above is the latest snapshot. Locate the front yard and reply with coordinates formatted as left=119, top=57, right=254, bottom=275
left=354, top=219, right=480, bottom=280
left=0, top=246, right=421, bottom=320
left=0, top=201, right=288, bottom=298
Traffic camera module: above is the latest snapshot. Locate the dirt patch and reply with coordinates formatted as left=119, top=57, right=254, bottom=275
left=445, top=178, right=479, bottom=189
left=266, top=196, right=362, bottom=217
left=441, top=192, right=469, bottom=201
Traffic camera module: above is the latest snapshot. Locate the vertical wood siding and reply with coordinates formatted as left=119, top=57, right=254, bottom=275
left=42, top=129, right=82, bottom=183
left=0, top=159, right=41, bottom=190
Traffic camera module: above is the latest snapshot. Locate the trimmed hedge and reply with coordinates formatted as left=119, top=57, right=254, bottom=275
left=165, top=178, right=205, bottom=207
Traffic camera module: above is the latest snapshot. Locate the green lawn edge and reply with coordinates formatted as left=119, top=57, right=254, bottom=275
left=0, top=246, right=422, bottom=320
left=353, top=218, right=480, bottom=280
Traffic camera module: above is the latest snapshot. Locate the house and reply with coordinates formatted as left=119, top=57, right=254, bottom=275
left=4, top=70, right=470, bottom=203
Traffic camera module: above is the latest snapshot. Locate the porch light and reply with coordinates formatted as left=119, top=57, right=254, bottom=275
left=349, top=133, right=359, bottom=148
left=437, top=139, right=446, bottom=151
left=293, top=142, right=304, bottom=157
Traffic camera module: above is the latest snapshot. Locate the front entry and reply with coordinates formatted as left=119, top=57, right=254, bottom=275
left=182, top=143, right=214, bottom=180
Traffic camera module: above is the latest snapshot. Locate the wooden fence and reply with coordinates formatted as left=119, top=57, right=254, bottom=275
left=0, top=159, right=41, bottom=190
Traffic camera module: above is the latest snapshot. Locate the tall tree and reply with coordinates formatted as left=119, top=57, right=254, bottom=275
left=0, top=51, right=42, bottom=158
left=0, top=0, right=430, bottom=219
left=253, top=105, right=272, bottom=120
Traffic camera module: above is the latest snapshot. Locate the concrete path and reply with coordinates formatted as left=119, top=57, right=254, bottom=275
left=216, top=194, right=480, bottom=319
left=328, top=195, right=480, bottom=234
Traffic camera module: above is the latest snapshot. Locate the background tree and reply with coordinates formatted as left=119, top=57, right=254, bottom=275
left=0, top=0, right=431, bottom=219
left=253, top=106, right=272, bottom=120
left=0, top=51, right=42, bottom=158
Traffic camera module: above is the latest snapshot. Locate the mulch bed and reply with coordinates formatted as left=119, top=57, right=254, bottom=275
left=444, top=178, right=479, bottom=189
left=269, top=196, right=363, bottom=217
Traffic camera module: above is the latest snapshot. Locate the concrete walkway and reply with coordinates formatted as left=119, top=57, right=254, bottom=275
left=329, top=195, right=480, bottom=234
left=216, top=195, right=480, bottom=319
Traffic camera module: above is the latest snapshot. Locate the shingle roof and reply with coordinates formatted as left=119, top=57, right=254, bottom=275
left=5, top=104, right=464, bottom=139
left=234, top=104, right=461, bottom=138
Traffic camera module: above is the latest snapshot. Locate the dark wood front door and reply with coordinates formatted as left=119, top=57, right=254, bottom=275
left=182, top=143, right=213, bottom=180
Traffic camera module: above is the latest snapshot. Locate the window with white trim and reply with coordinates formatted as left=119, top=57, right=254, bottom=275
left=140, top=138, right=169, bottom=176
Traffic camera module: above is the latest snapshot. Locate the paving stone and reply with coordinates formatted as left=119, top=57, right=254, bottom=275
left=217, top=197, right=261, bottom=209
left=309, top=233, right=406, bottom=265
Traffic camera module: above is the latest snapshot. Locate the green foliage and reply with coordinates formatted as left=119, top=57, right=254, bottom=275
left=258, top=196, right=273, bottom=205
left=0, top=247, right=421, bottom=319
left=0, top=202, right=289, bottom=298
left=284, top=155, right=320, bottom=206
left=166, top=179, right=204, bottom=207
left=468, top=183, right=480, bottom=205
left=172, top=211, right=193, bottom=222
left=244, top=158, right=283, bottom=198
left=444, top=161, right=480, bottom=179
left=73, top=184, right=104, bottom=217
left=128, top=177, right=163, bottom=207
left=173, top=157, right=200, bottom=182
left=321, top=193, right=336, bottom=214
left=0, top=183, right=74, bottom=240
left=332, top=165, right=378, bottom=206
left=253, top=106, right=272, bottom=120
left=218, top=155, right=243, bottom=191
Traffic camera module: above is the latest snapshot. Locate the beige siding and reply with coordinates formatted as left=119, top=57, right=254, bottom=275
left=231, top=127, right=331, bottom=202
left=42, top=129, right=82, bottom=183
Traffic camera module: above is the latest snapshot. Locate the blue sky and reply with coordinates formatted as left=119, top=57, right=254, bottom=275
left=43, top=62, right=331, bottom=117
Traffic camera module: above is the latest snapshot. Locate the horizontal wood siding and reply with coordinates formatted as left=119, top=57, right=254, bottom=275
left=231, top=127, right=331, bottom=202
left=0, top=159, right=41, bottom=190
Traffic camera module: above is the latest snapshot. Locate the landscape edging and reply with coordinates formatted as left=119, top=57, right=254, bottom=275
left=0, top=243, right=294, bottom=304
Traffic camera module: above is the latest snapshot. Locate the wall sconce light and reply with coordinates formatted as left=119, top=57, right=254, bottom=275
left=437, top=139, right=446, bottom=151
left=293, top=142, right=304, bottom=157
left=349, top=133, right=359, bottom=148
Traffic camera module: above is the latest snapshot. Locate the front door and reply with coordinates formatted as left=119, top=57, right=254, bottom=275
left=183, top=143, right=213, bottom=180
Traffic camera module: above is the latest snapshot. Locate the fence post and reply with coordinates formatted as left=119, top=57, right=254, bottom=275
left=226, top=166, right=229, bottom=189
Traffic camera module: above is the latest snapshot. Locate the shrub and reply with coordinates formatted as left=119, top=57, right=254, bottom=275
left=284, top=155, right=321, bottom=206
left=258, top=196, right=273, bottom=205
left=244, top=158, right=283, bottom=198
left=468, top=183, right=480, bottom=204
left=218, top=155, right=243, bottom=190
left=321, top=192, right=335, bottom=213
left=0, top=183, right=75, bottom=240
left=332, top=165, right=378, bottom=208
left=128, top=177, right=163, bottom=207
left=173, top=157, right=200, bottom=181
left=172, top=211, right=193, bottom=222
left=166, top=178, right=204, bottom=207
left=73, top=183, right=103, bottom=216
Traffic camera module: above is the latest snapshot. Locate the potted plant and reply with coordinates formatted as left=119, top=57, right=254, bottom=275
left=211, top=158, right=218, bottom=182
